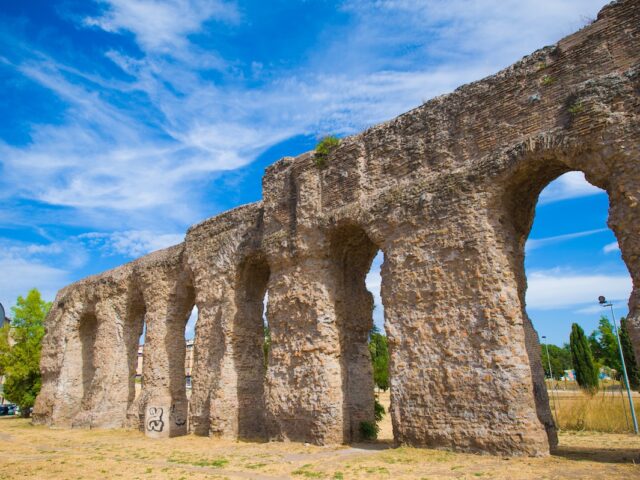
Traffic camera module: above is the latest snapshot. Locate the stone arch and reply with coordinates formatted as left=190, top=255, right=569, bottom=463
left=492, top=137, right=640, bottom=448
left=136, top=246, right=196, bottom=438
left=233, top=252, right=271, bottom=439
left=328, top=224, right=380, bottom=442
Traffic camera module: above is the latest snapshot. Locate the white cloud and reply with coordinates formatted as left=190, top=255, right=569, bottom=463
left=526, top=269, right=631, bottom=310
left=80, top=230, right=184, bottom=258
left=85, top=0, right=238, bottom=55
left=538, top=172, right=605, bottom=204
left=1, top=0, right=611, bottom=234
left=0, top=255, right=71, bottom=308
left=526, top=228, right=607, bottom=252
left=603, top=241, right=619, bottom=254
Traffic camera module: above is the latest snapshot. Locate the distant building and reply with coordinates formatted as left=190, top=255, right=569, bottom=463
left=136, top=339, right=195, bottom=388
left=0, top=308, right=9, bottom=404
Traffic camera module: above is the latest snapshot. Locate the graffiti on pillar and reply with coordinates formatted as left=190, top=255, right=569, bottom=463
left=146, top=407, right=164, bottom=432
left=170, top=403, right=187, bottom=427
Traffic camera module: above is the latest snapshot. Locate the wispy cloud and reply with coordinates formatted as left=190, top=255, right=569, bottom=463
left=538, top=172, right=604, bottom=204
left=526, top=228, right=607, bottom=252
left=526, top=268, right=631, bottom=310
left=603, top=241, right=619, bottom=254
left=1, top=0, right=610, bottom=236
left=79, top=230, right=184, bottom=258
left=85, top=0, right=239, bottom=55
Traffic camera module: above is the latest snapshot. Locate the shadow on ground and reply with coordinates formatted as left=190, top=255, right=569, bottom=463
left=554, top=445, right=640, bottom=464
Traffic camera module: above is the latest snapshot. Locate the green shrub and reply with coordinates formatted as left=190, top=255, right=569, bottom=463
left=314, top=135, right=340, bottom=168
left=374, top=399, right=385, bottom=422
left=541, top=74, right=554, bottom=86
left=567, top=101, right=584, bottom=116
left=359, top=420, right=379, bottom=440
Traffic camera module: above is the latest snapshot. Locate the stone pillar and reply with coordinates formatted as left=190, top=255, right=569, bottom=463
left=189, top=298, right=237, bottom=437
left=186, top=205, right=268, bottom=439
left=141, top=289, right=193, bottom=438
left=264, top=255, right=345, bottom=445
left=381, top=216, right=549, bottom=455
left=71, top=294, right=132, bottom=428
left=33, top=293, right=85, bottom=427
left=607, top=157, right=640, bottom=367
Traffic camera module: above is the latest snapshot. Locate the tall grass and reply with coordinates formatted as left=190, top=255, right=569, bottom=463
left=548, top=387, right=640, bottom=433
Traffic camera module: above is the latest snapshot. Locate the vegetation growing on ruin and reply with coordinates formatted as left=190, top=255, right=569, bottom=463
left=314, top=135, right=340, bottom=168
left=541, top=74, right=555, bottom=86
left=567, top=101, right=584, bottom=116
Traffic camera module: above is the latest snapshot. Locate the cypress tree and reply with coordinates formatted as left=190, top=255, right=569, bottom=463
left=569, top=323, right=599, bottom=394
left=620, top=317, right=640, bottom=391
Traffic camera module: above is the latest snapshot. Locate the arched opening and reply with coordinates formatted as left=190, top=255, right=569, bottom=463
left=234, top=253, right=270, bottom=439
left=164, top=284, right=196, bottom=437
left=185, top=306, right=198, bottom=394
left=329, top=225, right=390, bottom=443
left=502, top=159, right=636, bottom=443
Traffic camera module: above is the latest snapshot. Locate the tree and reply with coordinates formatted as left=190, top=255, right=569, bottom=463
left=540, top=343, right=572, bottom=380
left=0, top=289, right=50, bottom=416
left=368, top=325, right=389, bottom=391
left=619, top=317, right=640, bottom=391
left=588, top=316, right=621, bottom=375
left=569, top=323, right=599, bottom=393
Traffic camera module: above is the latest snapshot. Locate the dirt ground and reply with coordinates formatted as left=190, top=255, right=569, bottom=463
left=1, top=394, right=639, bottom=480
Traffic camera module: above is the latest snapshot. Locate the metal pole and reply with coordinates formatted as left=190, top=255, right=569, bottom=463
left=542, top=336, right=559, bottom=426
left=607, top=302, right=638, bottom=434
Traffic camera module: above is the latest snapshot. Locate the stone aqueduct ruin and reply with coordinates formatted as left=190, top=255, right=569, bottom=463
left=34, top=0, right=640, bottom=456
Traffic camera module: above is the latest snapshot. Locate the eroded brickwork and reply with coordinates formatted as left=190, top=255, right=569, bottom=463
left=34, top=0, right=640, bottom=456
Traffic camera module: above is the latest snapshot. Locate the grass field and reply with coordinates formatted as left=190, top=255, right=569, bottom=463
left=546, top=383, right=640, bottom=433
left=1, top=397, right=639, bottom=480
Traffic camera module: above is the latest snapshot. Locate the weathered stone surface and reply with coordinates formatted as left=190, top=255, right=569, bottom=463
left=34, top=0, right=640, bottom=456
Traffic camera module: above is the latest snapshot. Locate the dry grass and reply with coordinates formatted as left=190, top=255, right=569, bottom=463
left=548, top=389, right=640, bottom=433
left=1, top=408, right=640, bottom=479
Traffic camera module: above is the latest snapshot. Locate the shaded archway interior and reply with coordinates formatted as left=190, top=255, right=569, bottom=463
left=329, top=225, right=380, bottom=442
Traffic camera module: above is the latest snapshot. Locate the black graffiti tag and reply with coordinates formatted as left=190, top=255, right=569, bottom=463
left=170, top=403, right=187, bottom=427
left=147, top=407, right=164, bottom=432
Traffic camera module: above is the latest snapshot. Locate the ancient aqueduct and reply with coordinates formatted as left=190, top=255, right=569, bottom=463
left=33, top=0, right=640, bottom=456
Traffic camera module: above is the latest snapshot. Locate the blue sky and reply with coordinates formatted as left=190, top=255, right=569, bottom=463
left=0, top=0, right=630, bottom=345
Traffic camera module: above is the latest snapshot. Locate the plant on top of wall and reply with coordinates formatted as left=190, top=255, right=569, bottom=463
left=314, top=135, right=340, bottom=169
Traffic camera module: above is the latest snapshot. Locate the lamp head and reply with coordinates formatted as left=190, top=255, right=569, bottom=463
left=598, top=296, right=606, bottom=305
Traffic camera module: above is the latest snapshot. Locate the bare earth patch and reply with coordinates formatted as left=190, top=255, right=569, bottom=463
left=0, top=416, right=639, bottom=480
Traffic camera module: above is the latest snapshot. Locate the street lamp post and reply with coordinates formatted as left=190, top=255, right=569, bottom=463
left=598, top=296, right=639, bottom=434
left=542, top=335, right=559, bottom=425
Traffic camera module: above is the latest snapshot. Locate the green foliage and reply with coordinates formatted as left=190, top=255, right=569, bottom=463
left=588, top=316, right=621, bottom=376
left=540, top=74, right=554, bottom=86
left=567, top=101, right=584, bottom=116
left=620, top=317, right=640, bottom=391
left=540, top=343, right=572, bottom=379
left=569, top=323, right=599, bottom=394
left=368, top=327, right=389, bottom=391
left=263, top=324, right=271, bottom=370
left=374, top=399, right=385, bottom=422
left=0, top=289, right=51, bottom=416
left=359, top=420, right=379, bottom=440
left=314, top=135, right=340, bottom=168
